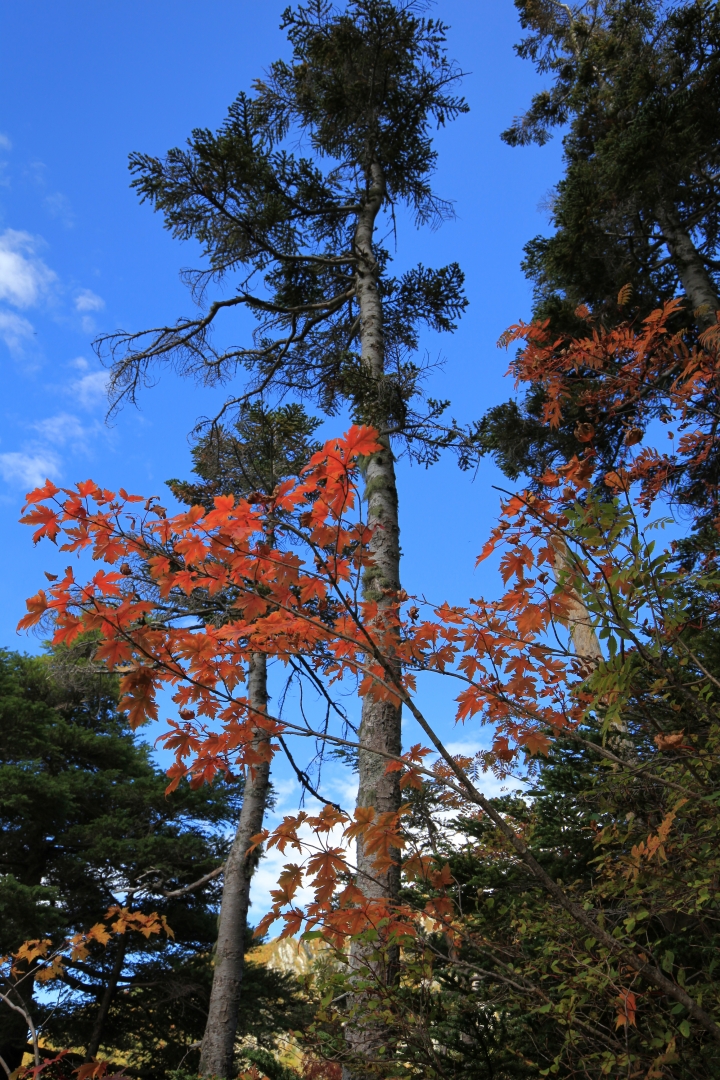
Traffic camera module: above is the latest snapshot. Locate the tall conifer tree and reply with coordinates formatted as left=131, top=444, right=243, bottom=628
left=98, top=5, right=467, bottom=1074
left=505, top=0, right=720, bottom=329
left=476, top=0, right=720, bottom=484
left=0, top=647, right=232, bottom=1075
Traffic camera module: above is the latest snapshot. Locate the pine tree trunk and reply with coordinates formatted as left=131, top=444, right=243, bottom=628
left=343, top=157, right=403, bottom=1078
left=656, top=204, right=720, bottom=331
left=199, top=653, right=271, bottom=1079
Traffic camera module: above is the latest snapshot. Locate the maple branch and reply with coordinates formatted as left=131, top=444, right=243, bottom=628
left=277, top=733, right=343, bottom=811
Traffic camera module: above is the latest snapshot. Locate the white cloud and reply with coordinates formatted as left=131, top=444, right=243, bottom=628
left=0, top=310, right=35, bottom=354
left=0, top=450, right=60, bottom=489
left=32, top=412, right=92, bottom=447
left=69, top=368, right=109, bottom=409
left=0, top=229, right=56, bottom=308
left=75, top=289, right=105, bottom=313
left=0, top=134, right=11, bottom=151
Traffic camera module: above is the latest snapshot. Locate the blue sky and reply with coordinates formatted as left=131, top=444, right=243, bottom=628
left=0, top=1, right=565, bottom=912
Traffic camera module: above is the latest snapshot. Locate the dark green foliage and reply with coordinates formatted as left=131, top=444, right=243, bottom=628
left=388, top=751, right=599, bottom=1078
left=504, top=0, right=720, bottom=321
left=0, top=647, right=309, bottom=1077
left=478, top=0, right=720, bottom=484
left=392, top=714, right=720, bottom=1077
left=52, top=934, right=311, bottom=1080
left=167, top=402, right=322, bottom=508
left=471, top=392, right=577, bottom=483
left=0, top=648, right=233, bottom=944
left=99, top=0, right=469, bottom=464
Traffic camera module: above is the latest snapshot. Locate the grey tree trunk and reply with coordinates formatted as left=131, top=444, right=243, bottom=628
left=199, top=653, right=271, bottom=1079
left=343, top=157, right=403, bottom=1077
left=551, top=536, right=602, bottom=673
left=656, top=204, right=720, bottom=332
left=552, top=536, right=640, bottom=758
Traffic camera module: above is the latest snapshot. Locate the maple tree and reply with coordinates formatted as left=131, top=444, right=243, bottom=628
left=18, top=318, right=720, bottom=1073
left=168, top=402, right=323, bottom=1078
left=499, top=295, right=720, bottom=544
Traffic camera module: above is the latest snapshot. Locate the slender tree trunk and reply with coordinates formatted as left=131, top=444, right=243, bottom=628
left=552, top=535, right=639, bottom=758
left=199, top=653, right=271, bottom=1079
left=551, top=536, right=602, bottom=673
left=85, top=933, right=128, bottom=1060
left=343, top=157, right=403, bottom=1077
left=656, top=203, right=720, bottom=331
left=0, top=990, right=35, bottom=1076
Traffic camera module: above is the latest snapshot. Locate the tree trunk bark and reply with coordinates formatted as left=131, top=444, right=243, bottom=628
left=343, top=157, right=403, bottom=1078
left=84, top=933, right=128, bottom=1061
left=552, top=536, right=639, bottom=757
left=551, top=536, right=602, bottom=673
left=656, top=204, right=720, bottom=332
left=199, top=653, right=271, bottom=1079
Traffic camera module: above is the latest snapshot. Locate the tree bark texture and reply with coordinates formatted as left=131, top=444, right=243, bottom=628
left=551, top=536, right=603, bottom=673
left=199, top=653, right=271, bottom=1079
left=551, top=536, right=640, bottom=758
left=656, top=204, right=720, bottom=331
left=84, top=933, right=128, bottom=1061
left=343, top=157, right=403, bottom=1077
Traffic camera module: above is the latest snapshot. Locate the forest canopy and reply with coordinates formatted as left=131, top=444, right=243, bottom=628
left=7, top=3, right=720, bottom=1080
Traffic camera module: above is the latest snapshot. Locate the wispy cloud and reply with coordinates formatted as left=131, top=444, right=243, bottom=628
left=0, top=229, right=56, bottom=308
left=32, top=412, right=94, bottom=448
left=44, top=192, right=75, bottom=229
left=74, top=289, right=105, bottom=333
left=74, top=370, right=109, bottom=408
left=75, top=289, right=105, bottom=313
left=0, top=134, right=11, bottom=152
left=0, top=310, right=35, bottom=354
left=67, top=358, right=109, bottom=408
left=0, top=450, right=60, bottom=489
left=0, top=406, right=106, bottom=495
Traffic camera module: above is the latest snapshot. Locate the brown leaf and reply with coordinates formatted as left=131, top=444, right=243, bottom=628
left=574, top=422, right=595, bottom=443
left=654, top=731, right=690, bottom=751
left=623, top=426, right=643, bottom=447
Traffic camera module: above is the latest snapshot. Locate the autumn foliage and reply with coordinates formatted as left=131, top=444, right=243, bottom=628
left=7, top=909, right=171, bottom=1080
left=18, top=306, right=720, bottom=1076
left=501, top=296, right=720, bottom=516
left=17, top=421, right=603, bottom=940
